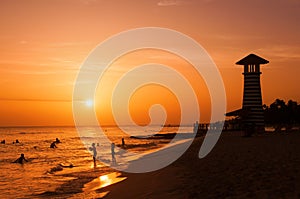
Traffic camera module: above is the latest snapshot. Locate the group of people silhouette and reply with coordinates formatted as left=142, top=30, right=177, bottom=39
left=1, top=139, right=21, bottom=144
left=89, top=141, right=118, bottom=167
left=9, top=136, right=121, bottom=167
left=10, top=138, right=61, bottom=164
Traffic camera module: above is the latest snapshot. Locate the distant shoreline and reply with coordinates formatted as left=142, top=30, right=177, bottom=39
left=0, top=124, right=194, bottom=128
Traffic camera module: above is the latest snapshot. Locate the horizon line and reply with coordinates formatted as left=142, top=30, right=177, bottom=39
left=0, top=124, right=195, bottom=128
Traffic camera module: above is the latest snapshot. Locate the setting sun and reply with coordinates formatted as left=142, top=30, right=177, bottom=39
left=85, top=99, right=94, bottom=107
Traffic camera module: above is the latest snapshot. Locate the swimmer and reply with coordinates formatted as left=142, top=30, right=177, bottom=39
left=13, top=153, right=28, bottom=164
left=55, top=138, right=61, bottom=144
left=50, top=141, right=57, bottom=148
left=48, top=163, right=74, bottom=174
left=59, top=163, right=74, bottom=168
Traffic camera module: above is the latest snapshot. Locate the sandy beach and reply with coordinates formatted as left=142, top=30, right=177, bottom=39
left=32, top=131, right=300, bottom=198
left=101, top=131, right=300, bottom=199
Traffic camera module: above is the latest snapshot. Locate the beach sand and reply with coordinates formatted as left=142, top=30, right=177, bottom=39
left=102, top=131, right=300, bottom=198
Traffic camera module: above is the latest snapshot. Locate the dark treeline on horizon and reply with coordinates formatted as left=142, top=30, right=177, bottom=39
left=264, top=99, right=300, bottom=131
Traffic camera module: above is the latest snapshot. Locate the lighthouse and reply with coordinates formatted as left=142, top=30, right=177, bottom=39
left=236, top=54, right=269, bottom=133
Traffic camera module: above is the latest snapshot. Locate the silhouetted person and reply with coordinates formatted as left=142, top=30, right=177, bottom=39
left=89, top=143, right=97, bottom=167
left=111, top=143, right=116, bottom=165
left=1, top=140, right=5, bottom=144
left=59, top=163, right=74, bottom=168
left=49, top=165, right=63, bottom=173
left=16, top=139, right=20, bottom=144
left=122, top=138, right=125, bottom=147
left=47, top=163, right=74, bottom=174
left=50, top=141, right=57, bottom=148
left=14, top=153, right=28, bottom=164
left=55, top=138, right=61, bottom=144
left=193, top=121, right=199, bottom=134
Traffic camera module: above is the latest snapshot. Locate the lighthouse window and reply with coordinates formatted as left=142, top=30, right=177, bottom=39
left=248, top=64, right=253, bottom=72
left=249, top=64, right=256, bottom=72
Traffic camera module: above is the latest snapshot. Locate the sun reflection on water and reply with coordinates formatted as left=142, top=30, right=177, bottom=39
left=99, top=175, right=111, bottom=187
left=83, top=172, right=127, bottom=192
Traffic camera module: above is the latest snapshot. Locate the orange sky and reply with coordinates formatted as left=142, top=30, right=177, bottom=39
left=0, top=0, right=299, bottom=126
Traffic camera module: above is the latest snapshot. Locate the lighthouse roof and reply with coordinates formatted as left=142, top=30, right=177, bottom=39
left=236, top=54, right=269, bottom=65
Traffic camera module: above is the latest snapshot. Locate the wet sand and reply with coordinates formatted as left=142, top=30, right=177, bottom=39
left=36, top=166, right=115, bottom=199
left=103, top=131, right=300, bottom=198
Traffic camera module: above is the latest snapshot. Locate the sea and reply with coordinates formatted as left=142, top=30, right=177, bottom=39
left=0, top=125, right=193, bottom=199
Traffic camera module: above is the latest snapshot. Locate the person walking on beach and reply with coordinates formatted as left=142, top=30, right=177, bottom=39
left=90, top=143, right=97, bottom=167
left=14, top=153, right=28, bottom=164
left=111, top=143, right=116, bottom=165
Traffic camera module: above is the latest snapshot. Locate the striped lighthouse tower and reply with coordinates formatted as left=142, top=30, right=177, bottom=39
left=236, top=54, right=269, bottom=133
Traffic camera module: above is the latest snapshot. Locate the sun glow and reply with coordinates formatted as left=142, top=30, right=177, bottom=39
left=85, top=99, right=94, bottom=107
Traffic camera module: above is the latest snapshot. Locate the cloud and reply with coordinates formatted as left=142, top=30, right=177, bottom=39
left=0, top=57, right=80, bottom=75
left=157, top=0, right=212, bottom=6
left=157, top=0, right=189, bottom=6
left=280, top=0, right=300, bottom=3
left=79, top=0, right=99, bottom=5
left=256, top=45, right=300, bottom=60
left=19, top=40, right=28, bottom=45
left=213, top=34, right=265, bottom=41
left=47, top=42, right=89, bottom=48
left=0, top=98, right=71, bottom=102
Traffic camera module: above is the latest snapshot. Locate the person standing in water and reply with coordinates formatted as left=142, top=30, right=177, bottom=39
left=14, top=153, right=28, bottom=164
left=111, top=143, right=116, bottom=165
left=90, top=143, right=97, bottom=167
left=121, top=138, right=125, bottom=147
left=193, top=121, right=199, bottom=134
